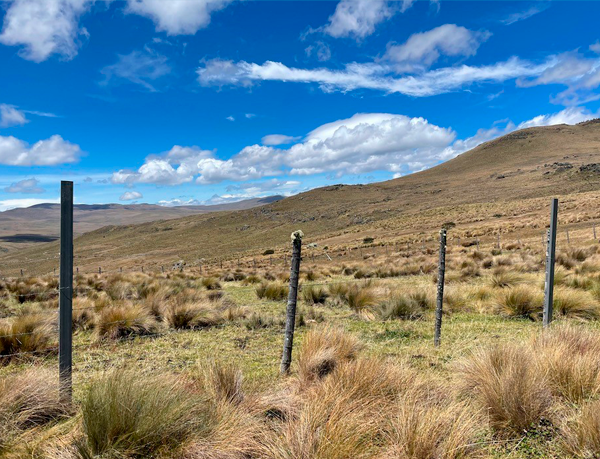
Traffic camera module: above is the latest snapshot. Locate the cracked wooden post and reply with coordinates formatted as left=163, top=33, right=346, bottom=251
left=280, top=230, right=303, bottom=374
left=544, top=199, right=559, bottom=328
left=434, top=228, right=447, bottom=347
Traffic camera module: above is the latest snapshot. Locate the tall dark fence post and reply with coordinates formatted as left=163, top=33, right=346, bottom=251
left=434, top=228, right=447, bottom=347
left=544, top=199, right=559, bottom=328
left=280, top=230, right=303, bottom=374
left=59, top=181, right=74, bottom=404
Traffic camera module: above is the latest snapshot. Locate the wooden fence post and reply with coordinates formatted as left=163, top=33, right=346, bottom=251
left=594, top=223, right=597, bottom=240
left=280, top=230, right=303, bottom=374
left=566, top=229, right=570, bottom=245
left=544, top=199, right=559, bottom=328
left=59, top=181, right=73, bottom=404
left=434, top=228, right=447, bottom=347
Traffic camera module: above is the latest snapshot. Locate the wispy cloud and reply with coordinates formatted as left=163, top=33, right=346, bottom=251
left=500, top=2, right=551, bottom=25
left=100, top=48, right=171, bottom=92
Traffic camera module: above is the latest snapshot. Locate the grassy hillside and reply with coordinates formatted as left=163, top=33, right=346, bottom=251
left=3, top=121, right=600, bottom=275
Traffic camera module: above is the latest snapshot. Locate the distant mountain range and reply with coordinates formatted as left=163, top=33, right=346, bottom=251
left=0, top=196, right=283, bottom=250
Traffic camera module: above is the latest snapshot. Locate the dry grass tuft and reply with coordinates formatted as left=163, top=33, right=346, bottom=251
left=0, top=314, right=54, bottom=362
left=561, top=399, right=600, bottom=458
left=493, top=285, right=543, bottom=320
left=95, top=303, right=160, bottom=341
left=552, top=287, right=600, bottom=320
left=456, top=343, right=552, bottom=436
left=0, top=368, right=69, bottom=451
left=79, top=370, right=212, bottom=458
left=255, top=282, right=289, bottom=301
left=296, top=326, right=363, bottom=386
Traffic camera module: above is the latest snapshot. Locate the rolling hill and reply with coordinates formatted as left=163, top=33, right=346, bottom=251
left=0, top=196, right=283, bottom=250
left=3, top=120, right=600, bottom=275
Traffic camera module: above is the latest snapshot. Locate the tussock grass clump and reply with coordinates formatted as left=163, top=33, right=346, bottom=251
left=165, top=302, right=221, bottom=329
left=493, top=285, right=543, bottom=320
left=296, top=326, right=363, bottom=385
left=95, top=304, right=160, bottom=340
left=345, top=284, right=378, bottom=318
left=241, top=274, right=262, bottom=285
left=80, top=370, right=212, bottom=458
left=0, top=314, right=54, bottom=362
left=192, top=360, right=244, bottom=405
left=0, top=368, right=69, bottom=451
left=489, top=270, right=524, bottom=288
left=561, top=399, right=600, bottom=458
left=255, top=282, right=289, bottom=301
left=534, top=325, right=600, bottom=403
left=201, top=277, right=222, bottom=290
left=456, top=343, right=552, bottom=436
left=301, top=284, right=328, bottom=304
left=378, top=294, right=425, bottom=320
left=380, top=394, right=480, bottom=459
left=553, top=287, right=600, bottom=320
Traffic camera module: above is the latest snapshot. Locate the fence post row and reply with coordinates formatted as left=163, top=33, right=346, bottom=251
left=59, top=181, right=74, bottom=404
left=280, top=230, right=303, bottom=374
left=543, top=198, right=559, bottom=328
left=434, top=228, right=447, bottom=347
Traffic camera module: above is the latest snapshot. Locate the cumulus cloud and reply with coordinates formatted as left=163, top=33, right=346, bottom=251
left=0, top=104, right=28, bottom=128
left=197, top=56, right=552, bottom=97
left=112, top=146, right=214, bottom=185
left=100, top=49, right=171, bottom=92
left=4, top=178, right=45, bottom=193
left=321, top=0, right=411, bottom=39
left=0, top=0, right=92, bottom=62
left=384, top=24, right=490, bottom=72
left=226, top=178, right=301, bottom=194
left=126, top=0, right=233, bottom=35
left=119, top=191, right=143, bottom=201
left=0, top=134, right=82, bottom=166
left=261, top=134, right=301, bottom=146
left=158, top=197, right=201, bottom=207
left=226, top=116, right=235, bottom=121
left=112, top=113, right=456, bottom=185
left=0, top=197, right=59, bottom=212
left=441, top=107, right=598, bottom=159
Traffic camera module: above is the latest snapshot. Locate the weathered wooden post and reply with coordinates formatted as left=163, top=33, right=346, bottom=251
left=496, top=232, right=501, bottom=249
left=566, top=229, right=570, bottom=245
left=98, top=267, right=101, bottom=275
left=20, top=269, right=23, bottom=277
left=59, top=181, right=73, bottom=404
left=280, top=230, right=303, bottom=374
left=594, top=223, right=597, bottom=240
left=543, top=199, right=559, bottom=328
left=434, top=228, right=447, bottom=347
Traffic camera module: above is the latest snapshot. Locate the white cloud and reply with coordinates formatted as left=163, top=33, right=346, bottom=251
left=305, top=41, right=331, bottom=62
left=126, top=0, right=233, bottom=35
left=119, top=191, right=143, bottom=201
left=517, top=106, right=598, bottom=129
left=100, top=49, right=171, bottom=92
left=261, top=134, right=301, bottom=146
left=592, top=42, right=600, bottom=54
left=0, top=104, right=28, bottom=128
left=0, top=0, right=91, bottom=62
left=441, top=107, right=598, bottom=160
left=0, top=134, right=82, bottom=166
left=322, top=0, right=411, bottom=40
left=112, top=113, right=456, bottom=185
left=245, top=113, right=256, bottom=119
left=112, top=146, right=214, bottom=185
left=384, top=24, right=490, bottom=72
left=500, top=2, right=550, bottom=25
left=226, top=178, right=301, bottom=194
left=4, top=177, right=45, bottom=193
left=197, top=56, right=551, bottom=97
left=226, top=116, right=235, bottom=121
left=158, top=197, right=201, bottom=207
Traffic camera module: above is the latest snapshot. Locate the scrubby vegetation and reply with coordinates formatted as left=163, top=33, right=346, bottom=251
left=3, top=238, right=600, bottom=457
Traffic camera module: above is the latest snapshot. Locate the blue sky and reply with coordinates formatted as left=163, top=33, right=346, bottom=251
left=1, top=0, right=600, bottom=210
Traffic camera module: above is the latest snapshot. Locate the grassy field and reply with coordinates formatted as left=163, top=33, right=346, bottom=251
left=3, top=238, right=600, bottom=458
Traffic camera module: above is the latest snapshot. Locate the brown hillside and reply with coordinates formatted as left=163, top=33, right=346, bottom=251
left=3, top=121, right=600, bottom=275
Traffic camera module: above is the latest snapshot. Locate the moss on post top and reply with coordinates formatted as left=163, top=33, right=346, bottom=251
left=290, top=230, right=304, bottom=243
